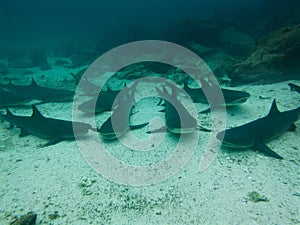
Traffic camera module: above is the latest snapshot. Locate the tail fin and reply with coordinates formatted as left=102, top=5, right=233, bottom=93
left=288, top=83, right=300, bottom=93
left=183, top=81, right=189, bottom=89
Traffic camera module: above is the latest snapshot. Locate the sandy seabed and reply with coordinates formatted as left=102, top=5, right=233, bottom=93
left=0, top=62, right=299, bottom=224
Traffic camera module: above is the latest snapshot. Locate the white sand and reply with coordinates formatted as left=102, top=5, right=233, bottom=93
left=0, top=60, right=299, bottom=224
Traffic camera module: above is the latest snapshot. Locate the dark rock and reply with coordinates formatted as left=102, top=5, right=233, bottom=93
left=68, top=42, right=108, bottom=68
left=71, top=67, right=88, bottom=83
left=184, top=41, right=241, bottom=79
left=70, top=53, right=96, bottom=68
left=31, top=51, right=51, bottom=70
left=220, top=28, right=256, bottom=57
left=40, top=64, right=52, bottom=70
left=114, top=62, right=175, bottom=81
left=206, top=52, right=240, bottom=78
left=165, top=19, right=221, bottom=47
left=10, top=212, right=37, bottom=225
left=146, top=62, right=173, bottom=75
left=230, top=24, right=300, bottom=83
left=52, top=43, right=78, bottom=58
left=0, top=62, right=8, bottom=75
left=184, top=42, right=213, bottom=56
left=253, top=6, right=300, bottom=36
left=8, top=52, right=33, bottom=68
left=48, top=211, right=60, bottom=220
left=55, top=59, right=70, bottom=66
left=30, top=51, right=48, bottom=66
left=8, top=50, right=51, bottom=70
left=114, top=62, right=148, bottom=80
left=22, top=70, right=34, bottom=75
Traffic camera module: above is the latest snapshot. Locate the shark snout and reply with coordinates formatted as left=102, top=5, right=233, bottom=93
left=216, top=130, right=225, bottom=141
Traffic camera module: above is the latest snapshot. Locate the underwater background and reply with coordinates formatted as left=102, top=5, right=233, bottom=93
left=0, top=0, right=300, bottom=224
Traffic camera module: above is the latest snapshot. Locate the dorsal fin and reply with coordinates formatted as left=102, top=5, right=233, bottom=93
left=155, top=87, right=163, bottom=97
left=162, top=86, right=169, bottom=97
left=5, top=108, right=13, bottom=116
left=30, top=78, right=39, bottom=87
left=200, top=77, right=211, bottom=89
left=106, top=85, right=112, bottom=91
left=171, top=85, right=177, bottom=99
left=268, top=99, right=280, bottom=115
left=31, top=105, right=44, bottom=118
left=70, top=73, right=76, bottom=79
left=183, top=81, right=189, bottom=90
left=7, top=81, right=15, bottom=88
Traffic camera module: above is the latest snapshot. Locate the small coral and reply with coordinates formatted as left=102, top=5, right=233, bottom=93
left=79, top=177, right=96, bottom=188
left=245, top=191, right=269, bottom=203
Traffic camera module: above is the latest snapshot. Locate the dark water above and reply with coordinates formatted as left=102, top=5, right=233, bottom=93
left=1, top=0, right=299, bottom=48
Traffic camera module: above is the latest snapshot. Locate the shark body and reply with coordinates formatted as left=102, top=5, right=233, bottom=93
left=183, top=79, right=250, bottom=113
left=99, top=81, right=148, bottom=140
left=217, top=100, right=300, bottom=159
left=147, top=83, right=210, bottom=135
left=78, top=87, right=120, bottom=114
left=0, top=105, right=95, bottom=146
left=71, top=73, right=101, bottom=96
left=157, top=85, right=197, bottom=134
left=0, top=89, right=38, bottom=107
left=0, top=78, right=74, bottom=103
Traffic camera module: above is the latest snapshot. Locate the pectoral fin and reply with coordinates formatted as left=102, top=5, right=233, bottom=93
left=157, top=99, right=165, bottom=106
left=199, top=106, right=225, bottom=114
left=197, top=125, right=211, bottom=132
left=19, top=129, right=30, bottom=137
left=254, top=142, right=283, bottom=159
left=129, top=122, right=149, bottom=130
left=287, top=123, right=296, bottom=132
left=199, top=107, right=211, bottom=114
left=146, top=126, right=167, bottom=134
left=42, top=137, right=63, bottom=147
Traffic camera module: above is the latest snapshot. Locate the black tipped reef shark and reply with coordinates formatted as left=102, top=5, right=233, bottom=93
left=0, top=89, right=36, bottom=107
left=98, top=80, right=148, bottom=140
left=0, top=105, right=96, bottom=146
left=183, top=78, right=250, bottom=113
left=217, top=100, right=300, bottom=159
left=148, top=83, right=210, bottom=135
left=0, top=77, right=74, bottom=104
left=78, top=86, right=121, bottom=114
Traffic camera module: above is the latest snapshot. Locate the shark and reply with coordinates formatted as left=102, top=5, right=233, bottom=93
left=288, top=83, right=300, bottom=94
left=78, top=87, right=121, bottom=114
left=217, top=100, right=300, bottom=159
left=183, top=78, right=250, bottom=113
left=148, top=84, right=210, bottom=134
left=0, top=105, right=96, bottom=146
left=0, top=89, right=40, bottom=107
left=0, top=78, right=75, bottom=103
left=98, top=81, right=148, bottom=140
left=71, top=73, right=101, bottom=96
